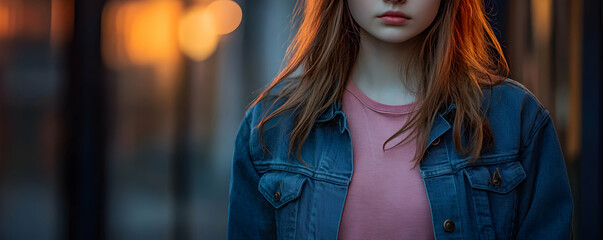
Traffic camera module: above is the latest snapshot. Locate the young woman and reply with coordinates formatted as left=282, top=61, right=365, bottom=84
left=227, top=0, right=573, bottom=239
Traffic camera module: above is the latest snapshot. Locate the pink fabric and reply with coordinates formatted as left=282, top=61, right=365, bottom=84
left=338, top=80, right=435, bottom=239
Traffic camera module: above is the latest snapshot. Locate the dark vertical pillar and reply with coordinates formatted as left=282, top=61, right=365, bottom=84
left=172, top=58, right=192, bottom=240
left=172, top=2, right=192, bottom=239
left=0, top=41, right=6, bottom=175
left=62, top=0, right=108, bottom=239
left=580, top=0, right=602, bottom=238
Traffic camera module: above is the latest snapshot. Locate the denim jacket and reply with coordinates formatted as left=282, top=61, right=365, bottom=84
left=227, top=79, right=573, bottom=239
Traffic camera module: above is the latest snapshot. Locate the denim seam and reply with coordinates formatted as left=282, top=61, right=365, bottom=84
left=520, top=108, right=550, bottom=154
left=453, top=153, right=519, bottom=172
left=256, top=164, right=349, bottom=185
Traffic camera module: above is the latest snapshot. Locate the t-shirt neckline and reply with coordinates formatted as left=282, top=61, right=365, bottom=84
left=345, top=80, right=419, bottom=115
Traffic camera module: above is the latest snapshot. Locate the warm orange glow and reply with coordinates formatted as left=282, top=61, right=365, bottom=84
left=0, top=0, right=25, bottom=39
left=51, top=0, right=74, bottom=48
left=178, top=6, right=218, bottom=61
left=124, top=1, right=181, bottom=65
left=101, top=1, right=182, bottom=67
left=206, top=0, right=242, bottom=35
left=531, top=0, right=552, bottom=43
left=101, top=2, right=127, bottom=69
left=102, top=0, right=242, bottom=64
left=0, top=3, right=8, bottom=38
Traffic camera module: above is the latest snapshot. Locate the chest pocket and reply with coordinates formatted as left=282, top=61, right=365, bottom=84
left=258, top=170, right=308, bottom=239
left=258, top=171, right=307, bottom=208
left=464, top=160, right=526, bottom=194
left=463, top=160, right=527, bottom=239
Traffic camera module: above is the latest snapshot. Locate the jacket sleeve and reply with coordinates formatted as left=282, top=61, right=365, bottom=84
left=515, top=109, right=574, bottom=239
left=227, top=112, right=276, bottom=240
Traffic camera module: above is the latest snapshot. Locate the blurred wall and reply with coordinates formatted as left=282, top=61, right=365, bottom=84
left=0, top=0, right=601, bottom=239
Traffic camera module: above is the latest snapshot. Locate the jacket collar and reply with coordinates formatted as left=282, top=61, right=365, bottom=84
left=315, top=100, right=347, bottom=133
left=316, top=100, right=344, bottom=123
left=428, top=103, right=456, bottom=146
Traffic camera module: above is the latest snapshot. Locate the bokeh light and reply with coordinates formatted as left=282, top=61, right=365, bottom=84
left=206, top=0, right=242, bottom=35
left=178, top=5, right=219, bottom=61
left=101, top=0, right=241, bottom=64
left=123, top=1, right=181, bottom=65
left=102, top=1, right=182, bottom=69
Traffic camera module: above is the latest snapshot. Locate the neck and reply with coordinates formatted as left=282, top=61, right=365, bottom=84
left=350, top=29, right=419, bottom=105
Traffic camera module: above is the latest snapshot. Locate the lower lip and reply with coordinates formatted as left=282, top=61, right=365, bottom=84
left=379, top=16, right=409, bottom=25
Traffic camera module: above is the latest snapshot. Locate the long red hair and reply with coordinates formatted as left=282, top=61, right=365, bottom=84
left=251, top=0, right=509, bottom=166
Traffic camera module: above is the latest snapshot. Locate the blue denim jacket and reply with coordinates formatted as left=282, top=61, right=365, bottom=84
left=227, top=79, right=573, bottom=239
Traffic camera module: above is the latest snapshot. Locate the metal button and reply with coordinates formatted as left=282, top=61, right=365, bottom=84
left=492, top=168, right=502, bottom=187
left=492, top=175, right=502, bottom=187
left=443, top=219, right=455, bottom=232
left=274, top=192, right=281, bottom=201
left=432, top=137, right=441, bottom=146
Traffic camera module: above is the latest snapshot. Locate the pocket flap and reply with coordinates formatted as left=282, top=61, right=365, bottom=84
left=258, top=171, right=307, bottom=209
left=464, top=161, right=526, bottom=194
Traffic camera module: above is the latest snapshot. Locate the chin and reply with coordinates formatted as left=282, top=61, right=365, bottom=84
left=374, top=33, right=416, bottom=43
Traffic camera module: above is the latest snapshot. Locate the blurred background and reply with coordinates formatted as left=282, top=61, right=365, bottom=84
left=0, top=0, right=601, bottom=239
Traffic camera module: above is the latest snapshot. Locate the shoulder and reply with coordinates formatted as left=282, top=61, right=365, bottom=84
left=237, top=83, right=305, bottom=164
left=244, top=96, right=291, bottom=130
left=243, top=78, right=299, bottom=127
left=481, top=78, right=552, bottom=152
left=484, top=79, right=546, bottom=114
left=483, top=78, right=549, bottom=123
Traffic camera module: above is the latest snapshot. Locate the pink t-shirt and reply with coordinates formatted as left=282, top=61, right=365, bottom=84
left=338, top=80, right=435, bottom=239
